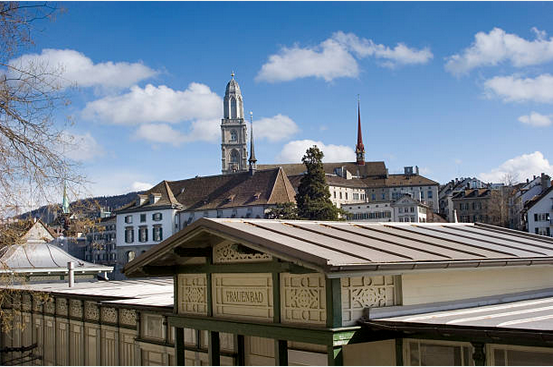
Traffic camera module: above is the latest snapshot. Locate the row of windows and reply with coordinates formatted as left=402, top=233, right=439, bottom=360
left=534, top=227, right=551, bottom=236
left=399, top=216, right=425, bottom=222
left=125, top=225, right=163, bottom=243
left=534, top=213, right=551, bottom=222
left=458, top=202, right=485, bottom=211
left=351, top=211, right=392, bottom=220
left=124, top=213, right=163, bottom=224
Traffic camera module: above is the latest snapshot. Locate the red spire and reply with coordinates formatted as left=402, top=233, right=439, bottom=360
left=355, top=96, right=365, bottom=166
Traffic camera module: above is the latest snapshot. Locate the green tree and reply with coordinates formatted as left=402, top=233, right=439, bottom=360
left=265, top=202, right=299, bottom=220
left=296, top=146, right=342, bottom=220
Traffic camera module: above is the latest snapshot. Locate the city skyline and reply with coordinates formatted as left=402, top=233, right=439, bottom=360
left=16, top=1, right=553, bottom=198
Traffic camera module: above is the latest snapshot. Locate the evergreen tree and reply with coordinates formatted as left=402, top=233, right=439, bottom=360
left=296, top=146, right=342, bottom=220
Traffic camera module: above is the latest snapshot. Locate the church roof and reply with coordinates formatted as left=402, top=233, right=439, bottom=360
left=258, top=161, right=388, bottom=178
left=117, top=168, right=296, bottom=214
left=225, top=78, right=242, bottom=96
left=124, top=218, right=553, bottom=278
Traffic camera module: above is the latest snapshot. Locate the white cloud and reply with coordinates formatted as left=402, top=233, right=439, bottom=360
left=9, top=49, right=157, bottom=89
left=83, top=83, right=221, bottom=124
left=479, top=151, right=553, bottom=183
left=256, top=31, right=432, bottom=83
left=276, top=140, right=355, bottom=163
left=518, top=112, right=553, bottom=127
left=58, top=131, right=104, bottom=162
left=131, top=181, right=153, bottom=192
left=446, top=28, right=553, bottom=75
left=83, top=83, right=222, bottom=145
left=484, top=74, right=553, bottom=103
left=256, top=39, right=359, bottom=83
left=332, top=31, right=433, bottom=68
left=253, top=114, right=299, bottom=142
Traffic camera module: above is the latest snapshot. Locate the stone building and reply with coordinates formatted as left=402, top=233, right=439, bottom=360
left=452, top=188, right=508, bottom=225
left=114, top=168, right=296, bottom=275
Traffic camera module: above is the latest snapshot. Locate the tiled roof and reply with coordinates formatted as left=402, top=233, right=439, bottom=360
left=258, top=161, right=388, bottom=178
left=125, top=218, right=553, bottom=277
left=524, top=185, right=553, bottom=211
left=322, top=174, right=438, bottom=189
left=117, top=168, right=296, bottom=214
left=452, top=189, right=491, bottom=200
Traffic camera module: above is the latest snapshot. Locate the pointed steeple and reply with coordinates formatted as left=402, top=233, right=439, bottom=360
left=62, top=181, right=70, bottom=214
left=249, top=111, right=257, bottom=175
left=355, top=95, right=365, bottom=166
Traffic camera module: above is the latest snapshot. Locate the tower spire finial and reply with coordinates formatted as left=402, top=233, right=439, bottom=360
left=249, top=111, right=257, bottom=175
left=355, top=95, right=365, bottom=166
left=231, top=71, right=235, bottom=79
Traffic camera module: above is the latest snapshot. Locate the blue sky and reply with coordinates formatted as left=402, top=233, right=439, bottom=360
left=16, top=1, right=553, bottom=198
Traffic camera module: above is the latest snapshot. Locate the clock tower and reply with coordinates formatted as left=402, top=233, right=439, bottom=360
left=221, top=73, right=248, bottom=174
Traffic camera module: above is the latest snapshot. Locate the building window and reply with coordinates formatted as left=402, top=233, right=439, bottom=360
left=345, top=193, right=348, bottom=200
left=230, top=129, right=237, bottom=141
left=140, top=213, right=146, bottom=222
left=410, top=207, right=415, bottom=213
left=153, top=225, right=163, bottom=242
left=230, top=149, right=239, bottom=164
left=125, top=215, right=133, bottom=224
left=139, top=226, right=148, bottom=242
left=152, top=212, right=162, bottom=221
left=217, top=210, right=223, bottom=218
left=427, top=190, right=433, bottom=199
left=405, top=340, right=472, bottom=366
left=125, top=227, right=134, bottom=243
left=371, top=194, right=376, bottom=201
left=382, top=193, right=386, bottom=200
left=421, top=191, right=424, bottom=199
left=340, top=192, right=342, bottom=200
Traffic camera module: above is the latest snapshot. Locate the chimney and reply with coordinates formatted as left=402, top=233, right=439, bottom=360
left=68, top=261, right=74, bottom=287
left=541, top=173, right=551, bottom=192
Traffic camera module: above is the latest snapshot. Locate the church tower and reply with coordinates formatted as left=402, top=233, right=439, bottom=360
left=355, top=96, right=365, bottom=166
left=221, top=72, right=248, bottom=174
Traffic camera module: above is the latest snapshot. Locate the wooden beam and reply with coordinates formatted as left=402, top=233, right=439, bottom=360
left=168, top=315, right=361, bottom=346
left=174, top=247, right=211, bottom=257
left=177, top=262, right=314, bottom=274
left=208, top=331, right=220, bottom=366
left=326, top=278, right=342, bottom=328
left=175, top=327, right=185, bottom=366
left=142, top=265, right=176, bottom=276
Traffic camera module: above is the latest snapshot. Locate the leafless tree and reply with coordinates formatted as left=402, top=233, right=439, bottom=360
left=0, top=2, right=83, bottom=220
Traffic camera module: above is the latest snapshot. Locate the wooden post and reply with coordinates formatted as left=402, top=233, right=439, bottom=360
left=327, top=346, right=343, bottom=366
left=175, top=327, right=185, bottom=366
left=472, top=342, right=486, bottom=366
left=275, top=339, right=288, bottom=366
left=326, top=278, right=342, bottom=328
left=395, top=338, right=403, bottom=366
left=236, top=335, right=245, bottom=366
left=273, top=267, right=288, bottom=365
left=208, top=331, right=220, bottom=366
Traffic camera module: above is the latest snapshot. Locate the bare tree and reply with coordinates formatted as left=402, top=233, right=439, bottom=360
left=0, top=2, right=87, bottom=334
left=0, top=2, right=82, bottom=219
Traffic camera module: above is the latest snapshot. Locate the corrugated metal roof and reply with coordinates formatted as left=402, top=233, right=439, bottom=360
left=5, top=278, right=173, bottom=308
left=124, top=219, right=553, bottom=277
left=372, top=296, right=553, bottom=331
left=0, top=243, right=112, bottom=273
